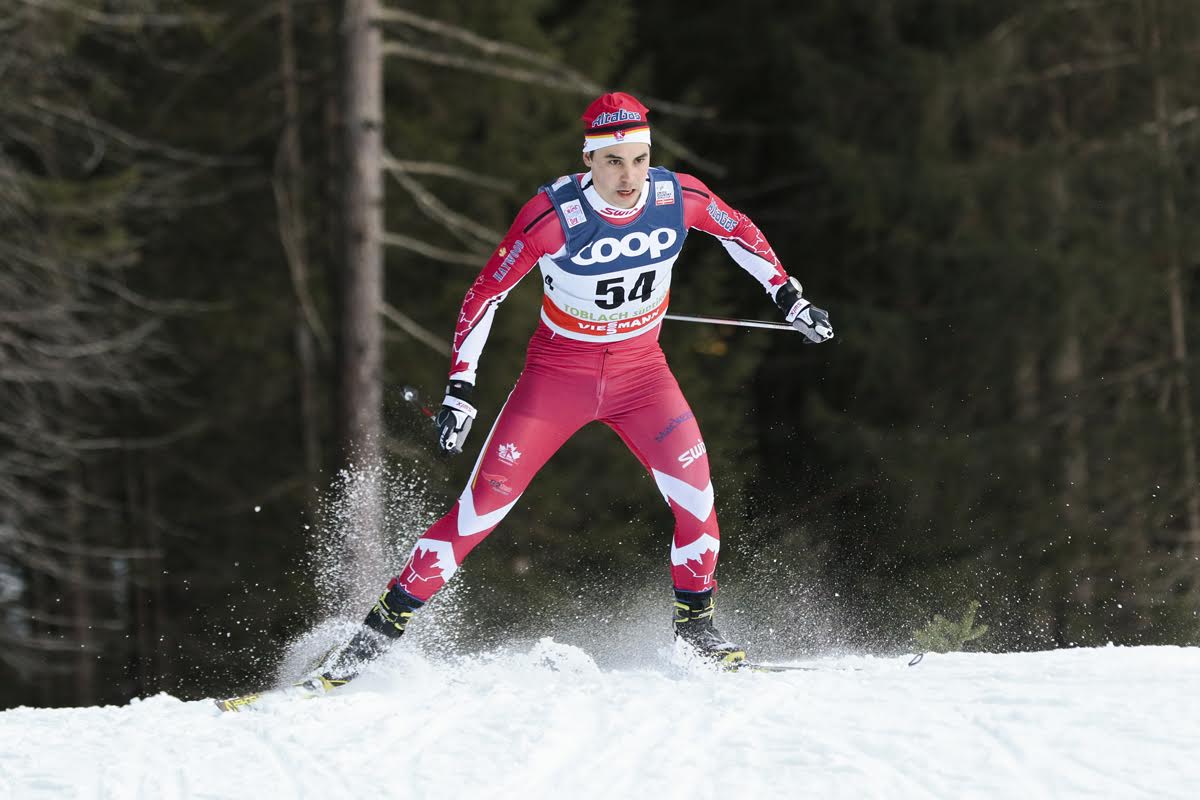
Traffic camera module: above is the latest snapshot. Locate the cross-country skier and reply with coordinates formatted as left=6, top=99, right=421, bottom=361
left=315, top=91, right=832, bottom=687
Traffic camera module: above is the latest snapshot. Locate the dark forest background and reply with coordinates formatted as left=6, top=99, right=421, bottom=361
left=3, top=0, right=1199, bottom=709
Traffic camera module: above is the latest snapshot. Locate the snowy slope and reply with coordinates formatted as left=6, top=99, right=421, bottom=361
left=2, top=643, right=1198, bottom=800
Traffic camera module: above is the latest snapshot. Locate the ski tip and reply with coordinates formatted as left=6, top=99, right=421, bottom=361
left=213, top=675, right=347, bottom=713
left=214, top=693, right=262, bottom=713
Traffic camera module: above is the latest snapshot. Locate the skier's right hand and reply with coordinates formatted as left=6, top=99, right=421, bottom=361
left=435, top=381, right=477, bottom=455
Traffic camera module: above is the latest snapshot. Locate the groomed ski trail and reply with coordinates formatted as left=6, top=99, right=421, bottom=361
left=2, top=642, right=1198, bottom=800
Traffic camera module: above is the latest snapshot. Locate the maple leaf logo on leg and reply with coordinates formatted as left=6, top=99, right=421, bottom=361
left=402, top=547, right=445, bottom=588
left=683, top=547, right=718, bottom=587
left=670, top=533, right=720, bottom=590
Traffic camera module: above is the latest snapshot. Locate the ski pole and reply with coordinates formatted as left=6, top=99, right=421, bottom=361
left=664, top=313, right=796, bottom=332
left=401, top=385, right=435, bottom=418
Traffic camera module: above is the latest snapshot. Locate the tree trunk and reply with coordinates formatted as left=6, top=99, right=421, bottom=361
left=1049, top=157, right=1091, bottom=644
left=125, top=448, right=149, bottom=695
left=1147, top=0, right=1200, bottom=566
left=30, top=570, right=51, bottom=706
left=146, top=454, right=169, bottom=692
left=1014, top=348, right=1040, bottom=460
left=338, top=0, right=385, bottom=598
left=278, top=0, right=326, bottom=510
left=68, top=468, right=95, bottom=705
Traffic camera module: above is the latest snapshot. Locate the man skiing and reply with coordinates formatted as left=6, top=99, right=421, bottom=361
left=318, top=92, right=832, bottom=686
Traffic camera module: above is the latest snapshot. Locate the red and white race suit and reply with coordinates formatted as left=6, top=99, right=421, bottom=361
left=391, top=167, right=795, bottom=602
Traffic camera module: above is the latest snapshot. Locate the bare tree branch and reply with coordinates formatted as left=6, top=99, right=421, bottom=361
left=652, top=130, right=728, bottom=177
left=25, top=610, right=129, bottom=631
left=381, top=302, right=451, bottom=356
left=383, top=154, right=502, bottom=245
left=15, top=0, right=201, bottom=29
left=375, top=6, right=716, bottom=120
left=25, top=98, right=251, bottom=167
left=986, top=0, right=1136, bottom=44
left=0, top=630, right=94, bottom=654
left=379, top=42, right=726, bottom=173
left=998, top=52, right=1142, bottom=88
left=383, top=159, right=519, bottom=194
left=381, top=40, right=590, bottom=97
left=24, top=318, right=162, bottom=360
left=6, top=544, right=148, bottom=592
left=273, top=161, right=332, bottom=354
left=382, top=231, right=482, bottom=266
left=7, top=529, right=162, bottom=562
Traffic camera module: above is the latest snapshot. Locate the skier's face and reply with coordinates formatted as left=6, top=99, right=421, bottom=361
left=583, top=143, right=650, bottom=208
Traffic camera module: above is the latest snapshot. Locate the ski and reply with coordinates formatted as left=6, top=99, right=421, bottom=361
left=214, top=675, right=346, bottom=713
left=734, top=654, right=923, bottom=673
left=733, top=661, right=857, bottom=673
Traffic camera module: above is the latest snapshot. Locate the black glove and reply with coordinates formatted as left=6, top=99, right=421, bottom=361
left=775, top=277, right=833, bottom=343
left=435, top=380, right=477, bottom=455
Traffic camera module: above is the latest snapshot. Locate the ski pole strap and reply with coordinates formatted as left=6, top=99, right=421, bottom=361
left=663, top=313, right=797, bottom=332
left=441, top=394, right=477, bottom=418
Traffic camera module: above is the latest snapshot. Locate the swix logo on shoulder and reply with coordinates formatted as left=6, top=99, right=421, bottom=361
left=551, top=175, right=571, bottom=190
left=562, top=199, right=586, bottom=228
left=706, top=200, right=737, bottom=232
left=571, top=228, right=678, bottom=266
left=677, top=439, right=707, bottom=469
left=591, top=109, right=642, bottom=128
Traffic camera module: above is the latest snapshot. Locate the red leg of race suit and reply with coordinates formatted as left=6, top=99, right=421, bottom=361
left=596, top=349, right=720, bottom=594
left=391, top=325, right=720, bottom=602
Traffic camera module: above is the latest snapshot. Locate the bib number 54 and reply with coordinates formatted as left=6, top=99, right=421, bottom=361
left=595, top=270, right=655, bottom=310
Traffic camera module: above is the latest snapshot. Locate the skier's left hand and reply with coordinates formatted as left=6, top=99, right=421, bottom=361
left=775, top=277, right=833, bottom=344
left=435, top=381, right=477, bottom=455
left=788, top=299, right=833, bottom=343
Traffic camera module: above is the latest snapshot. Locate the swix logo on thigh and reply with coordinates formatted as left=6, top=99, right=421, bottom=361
left=498, top=442, right=522, bottom=465
left=571, top=228, right=677, bottom=266
left=677, top=439, right=707, bottom=469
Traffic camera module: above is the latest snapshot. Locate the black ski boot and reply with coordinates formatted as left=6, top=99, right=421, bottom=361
left=672, top=588, right=745, bottom=668
left=309, top=583, right=425, bottom=689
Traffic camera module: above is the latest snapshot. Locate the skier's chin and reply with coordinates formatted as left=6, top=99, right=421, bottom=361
left=610, top=188, right=639, bottom=207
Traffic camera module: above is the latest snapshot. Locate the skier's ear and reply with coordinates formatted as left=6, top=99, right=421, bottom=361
left=581, top=150, right=592, bottom=169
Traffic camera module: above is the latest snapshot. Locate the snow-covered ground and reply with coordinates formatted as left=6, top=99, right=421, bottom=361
left=2, top=642, right=1197, bottom=799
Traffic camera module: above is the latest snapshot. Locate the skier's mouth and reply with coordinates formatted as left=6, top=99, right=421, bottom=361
left=617, top=188, right=636, bottom=198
